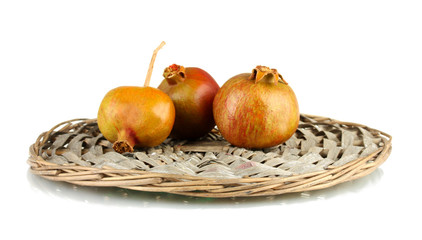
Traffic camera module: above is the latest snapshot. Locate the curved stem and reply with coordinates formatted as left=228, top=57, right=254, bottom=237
left=144, top=41, right=166, bottom=87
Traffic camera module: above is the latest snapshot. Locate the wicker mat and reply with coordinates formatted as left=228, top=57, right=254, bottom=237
left=28, top=114, right=392, bottom=198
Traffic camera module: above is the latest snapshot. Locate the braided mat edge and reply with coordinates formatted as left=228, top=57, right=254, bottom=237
left=28, top=114, right=392, bottom=198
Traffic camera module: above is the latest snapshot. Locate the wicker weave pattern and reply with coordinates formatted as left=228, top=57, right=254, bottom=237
left=28, top=114, right=392, bottom=198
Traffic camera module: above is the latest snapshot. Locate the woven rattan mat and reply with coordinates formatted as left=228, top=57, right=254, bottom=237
left=28, top=114, right=392, bottom=198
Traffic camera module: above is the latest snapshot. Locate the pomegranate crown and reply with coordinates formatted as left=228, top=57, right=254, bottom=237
left=163, top=64, right=186, bottom=84
left=250, top=65, right=287, bottom=84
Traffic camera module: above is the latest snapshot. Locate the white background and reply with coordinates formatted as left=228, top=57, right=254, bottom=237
left=1, top=0, right=421, bottom=239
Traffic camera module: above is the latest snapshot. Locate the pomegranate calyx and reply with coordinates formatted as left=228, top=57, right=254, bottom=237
left=163, top=64, right=186, bottom=85
left=250, top=65, right=288, bottom=85
left=113, top=140, right=134, bottom=153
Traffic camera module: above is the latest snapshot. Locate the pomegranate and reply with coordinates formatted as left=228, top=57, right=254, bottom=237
left=97, top=42, right=175, bottom=153
left=213, top=66, right=299, bottom=149
left=158, top=64, right=219, bottom=140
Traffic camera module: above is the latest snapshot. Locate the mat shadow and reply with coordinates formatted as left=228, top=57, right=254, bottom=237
left=27, top=168, right=384, bottom=209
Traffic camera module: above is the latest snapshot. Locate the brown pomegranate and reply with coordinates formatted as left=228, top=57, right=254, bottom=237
left=97, top=42, right=175, bottom=153
left=213, top=66, right=299, bottom=149
left=158, top=64, right=219, bottom=140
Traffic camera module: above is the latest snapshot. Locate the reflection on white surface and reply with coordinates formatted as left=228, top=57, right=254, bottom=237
left=27, top=169, right=384, bottom=208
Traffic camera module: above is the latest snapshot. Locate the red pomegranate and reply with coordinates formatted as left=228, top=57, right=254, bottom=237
left=213, top=66, right=299, bottom=149
left=158, top=64, right=219, bottom=140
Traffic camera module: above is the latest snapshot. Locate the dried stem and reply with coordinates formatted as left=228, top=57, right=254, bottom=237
left=144, top=41, right=166, bottom=87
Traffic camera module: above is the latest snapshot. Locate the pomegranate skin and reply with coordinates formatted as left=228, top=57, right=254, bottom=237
left=158, top=65, right=220, bottom=140
left=97, top=86, right=175, bottom=150
left=213, top=66, right=299, bottom=149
